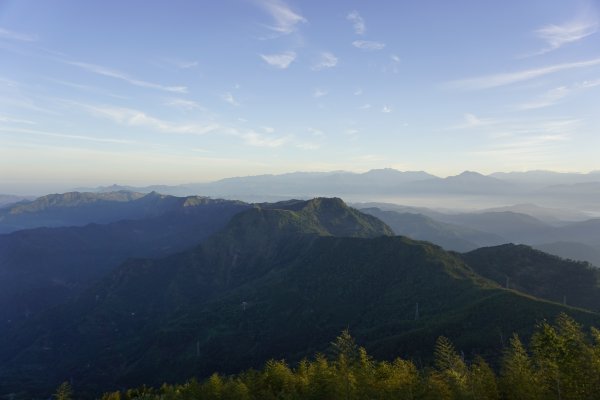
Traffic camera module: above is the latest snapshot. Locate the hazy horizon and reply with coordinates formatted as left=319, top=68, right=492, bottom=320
left=1, top=166, right=600, bottom=196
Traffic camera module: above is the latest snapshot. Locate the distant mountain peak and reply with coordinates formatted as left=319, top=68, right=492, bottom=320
left=457, top=170, right=484, bottom=177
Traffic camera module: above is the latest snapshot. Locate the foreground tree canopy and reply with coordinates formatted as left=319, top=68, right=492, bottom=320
left=82, top=314, right=600, bottom=400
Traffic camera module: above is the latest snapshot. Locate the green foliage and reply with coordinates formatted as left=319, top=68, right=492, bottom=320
left=463, top=244, right=600, bottom=311
left=99, top=316, right=600, bottom=400
left=54, top=381, right=72, bottom=400
left=5, top=198, right=600, bottom=397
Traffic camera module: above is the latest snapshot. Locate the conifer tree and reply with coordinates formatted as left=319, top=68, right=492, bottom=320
left=501, top=334, right=546, bottom=400
left=54, top=382, right=73, bottom=400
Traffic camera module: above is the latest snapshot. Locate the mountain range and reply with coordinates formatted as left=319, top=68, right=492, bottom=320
left=0, top=193, right=250, bottom=332
left=70, top=169, right=600, bottom=212
left=1, top=196, right=598, bottom=398
left=359, top=204, right=600, bottom=267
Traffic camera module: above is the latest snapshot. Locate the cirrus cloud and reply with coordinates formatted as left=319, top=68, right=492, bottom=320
left=260, top=51, right=297, bottom=69
left=352, top=40, right=385, bottom=51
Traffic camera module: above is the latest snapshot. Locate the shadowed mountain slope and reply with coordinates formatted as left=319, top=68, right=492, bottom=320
left=462, top=244, right=600, bottom=312
left=0, top=198, right=595, bottom=398
left=0, top=196, right=250, bottom=330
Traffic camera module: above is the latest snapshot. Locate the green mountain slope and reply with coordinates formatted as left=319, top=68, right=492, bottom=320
left=462, top=244, right=600, bottom=311
left=0, top=199, right=596, bottom=398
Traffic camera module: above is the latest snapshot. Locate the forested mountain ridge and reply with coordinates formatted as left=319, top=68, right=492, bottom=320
left=0, top=196, right=251, bottom=330
left=1, top=198, right=596, bottom=398
left=97, top=315, right=600, bottom=400
left=462, top=244, right=600, bottom=312
left=363, top=205, right=600, bottom=266
left=0, top=191, right=238, bottom=233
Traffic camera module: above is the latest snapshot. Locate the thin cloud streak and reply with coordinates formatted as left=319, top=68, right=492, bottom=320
left=0, top=126, right=135, bottom=144
left=255, top=0, right=306, bottom=35
left=534, top=18, right=598, bottom=55
left=67, top=61, right=188, bottom=93
left=240, top=130, right=290, bottom=147
left=518, top=86, right=570, bottom=110
left=352, top=40, right=385, bottom=50
left=168, top=59, right=199, bottom=69
left=165, top=98, right=205, bottom=111
left=0, top=28, right=37, bottom=42
left=260, top=51, right=296, bottom=68
left=85, top=105, right=219, bottom=135
left=516, top=79, right=600, bottom=110
left=449, top=58, right=600, bottom=90
left=0, top=115, right=36, bottom=125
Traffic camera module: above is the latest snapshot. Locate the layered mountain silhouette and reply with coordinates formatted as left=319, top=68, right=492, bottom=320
left=0, top=194, right=250, bottom=331
left=0, top=194, right=33, bottom=209
left=361, top=207, right=505, bottom=251
left=360, top=204, right=600, bottom=266
left=1, top=197, right=597, bottom=398
left=72, top=169, right=600, bottom=212
left=0, top=191, right=238, bottom=234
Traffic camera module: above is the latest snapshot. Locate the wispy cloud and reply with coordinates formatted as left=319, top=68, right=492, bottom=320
left=165, top=98, right=205, bottom=111
left=533, top=18, right=598, bottom=55
left=311, top=52, right=338, bottom=70
left=260, top=51, right=297, bottom=68
left=449, top=58, right=600, bottom=90
left=313, top=88, right=328, bottom=98
left=347, top=11, right=366, bottom=35
left=359, top=103, right=372, bottom=110
left=352, top=40, right=385, bottom=51
left=0, top=92, right=58, bottom=115
left=221, top=92, right=240, bottom=106
left=0, top=126, right=134, bottom=144
left=382, top=105, right=392, bottom=113
left=581, top=78, right=600, bottom=88
left=469, top=118, right=578, bottom=165
left=516, top=78, right=600, bottom=110
left=255, top=0, right=306, bottom=35
left=48, top=78, right=128, bottom=99
left=382, top=54, right=401, bottom=73
left=168, top=59, right=199, bottom=69
left=85, top=105, right=219, bottom=135
left=67, top=61, right=188, bottom=93
left=0, top=28, right=37, bottom=42
left=456, top=113, right=498, bottom=129
left=241, top=130, right=290, bottom=147
left=518, top=86, right=570, bottom=110
left=0, top=114, right=36, bottom=125
left=354, top=88, right=363, bottom=96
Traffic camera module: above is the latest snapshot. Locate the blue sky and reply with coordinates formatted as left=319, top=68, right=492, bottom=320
left=1, top=0, right=599, bottom=193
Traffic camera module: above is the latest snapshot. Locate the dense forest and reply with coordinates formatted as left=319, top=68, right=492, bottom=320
left=50, top=314, right=600, bottom=400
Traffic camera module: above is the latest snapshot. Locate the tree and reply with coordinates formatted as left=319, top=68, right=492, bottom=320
left=434, top=336, right=468, bottom=397
left=331, top=329, right=359, bottom=365
left=54, top=382, right=73, bottom=400
left=501, top=334, right=545, bottom=400
left=468, top=356, right=499, bottom=400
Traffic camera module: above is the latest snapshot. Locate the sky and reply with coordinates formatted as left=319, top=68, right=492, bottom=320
left=1, top=0, right=600, bottom=193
